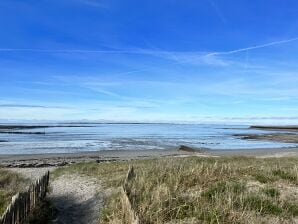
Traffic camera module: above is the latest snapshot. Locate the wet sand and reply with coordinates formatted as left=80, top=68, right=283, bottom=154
left=234, top=133, right=298, bottom=143
left=0, top=149, right=195, bottom=167
left=1, top=147, right=298, bottom=168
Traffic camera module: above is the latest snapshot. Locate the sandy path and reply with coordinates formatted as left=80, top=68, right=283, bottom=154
left=9, top=168, right=103, bottom=224
left=50, top=174, right=103, bottom=224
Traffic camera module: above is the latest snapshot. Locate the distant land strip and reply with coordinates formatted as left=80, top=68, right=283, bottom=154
left=0, top=125, right=96, bottom=130
left=250, top=125, right=298, bottom=131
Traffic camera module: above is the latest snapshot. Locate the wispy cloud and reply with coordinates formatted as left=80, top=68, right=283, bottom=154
left=222, top=116, right=298, bottom=120
left=86, top=86, right=125, bottom=99
left=76, top=0, right=107, bottom=8
left=0, top=104, right=66, bottom=109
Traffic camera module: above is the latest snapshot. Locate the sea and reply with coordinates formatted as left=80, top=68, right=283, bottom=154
left=0, top=123, right=297, bottom=154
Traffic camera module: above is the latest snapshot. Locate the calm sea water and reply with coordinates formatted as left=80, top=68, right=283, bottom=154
left=0, top=123, right=297, bottom=154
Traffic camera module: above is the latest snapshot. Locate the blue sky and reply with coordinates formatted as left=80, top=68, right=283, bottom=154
left=0, top=0, right=298, bottom=123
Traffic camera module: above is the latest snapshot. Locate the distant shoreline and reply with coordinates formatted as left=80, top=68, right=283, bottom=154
left=231, top=125, right=298, bottom=144
left=0, top=124, right=96, bottom=130
left=250, top=125, right=298, bottom=131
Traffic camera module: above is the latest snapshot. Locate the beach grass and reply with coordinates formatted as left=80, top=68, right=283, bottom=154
left=0, top=169, right=30, bottom=215
left=53, top=156, right=298, bottom=223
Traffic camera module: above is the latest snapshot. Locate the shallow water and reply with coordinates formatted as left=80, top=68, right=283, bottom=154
left=0, top=123, right=297, bottom=154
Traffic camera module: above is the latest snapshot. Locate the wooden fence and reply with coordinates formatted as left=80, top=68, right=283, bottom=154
left=122, top=166, right=140, bottom=224
left=0, top=171, right=50, bottom=224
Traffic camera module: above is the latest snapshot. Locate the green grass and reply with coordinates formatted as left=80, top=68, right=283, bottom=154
left=203, top=181, right=246, bottom=200
left=243, top=195, right=283, bottom=215
left=272, top=169, right=297, bottom=182
left=53, top=156, right=298, bottom=223
left=253, top=173, right=275, bottom=183
left=0, top=169, right=29, bottom=215
left=286, top=203, right=298, bottom=216
left=262, top=187, right=280, bottom=198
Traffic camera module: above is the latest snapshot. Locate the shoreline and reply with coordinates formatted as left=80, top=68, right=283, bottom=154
left=0, top=149, right=194, bottom=168
left=1, top=147, right=298, bottom=168
left=234, top=133, right=298, bottom=143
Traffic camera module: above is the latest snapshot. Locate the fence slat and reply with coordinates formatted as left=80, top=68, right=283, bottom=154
left=0, top=171, right=50, bottom=224
left=122, top=166, right=139, bottom=224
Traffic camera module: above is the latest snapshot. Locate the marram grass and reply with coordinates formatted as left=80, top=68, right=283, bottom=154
left=53, top=156, right=298, bottom=223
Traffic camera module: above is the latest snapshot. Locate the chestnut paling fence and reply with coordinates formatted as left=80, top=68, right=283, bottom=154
left=0, top=171, right=50, bottom=224
left=122, top=166, right=140, bottom=224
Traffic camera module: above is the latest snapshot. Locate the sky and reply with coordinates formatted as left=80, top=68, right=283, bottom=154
left=0, top=0, right=298, bottom=123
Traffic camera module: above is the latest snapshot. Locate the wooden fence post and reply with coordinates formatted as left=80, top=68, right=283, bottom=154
left=122, top=166, right=140, bottom=224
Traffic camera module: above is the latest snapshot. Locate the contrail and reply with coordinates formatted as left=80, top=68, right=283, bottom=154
left=207, top=37, right=298, bottom=57
left=0, top=48, right=185, bottom=59
left=1, top=37, right=298, bottom=63
left=208, top=0, right=226, bottom=24
left=0, top=48, right=140, bottom=54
